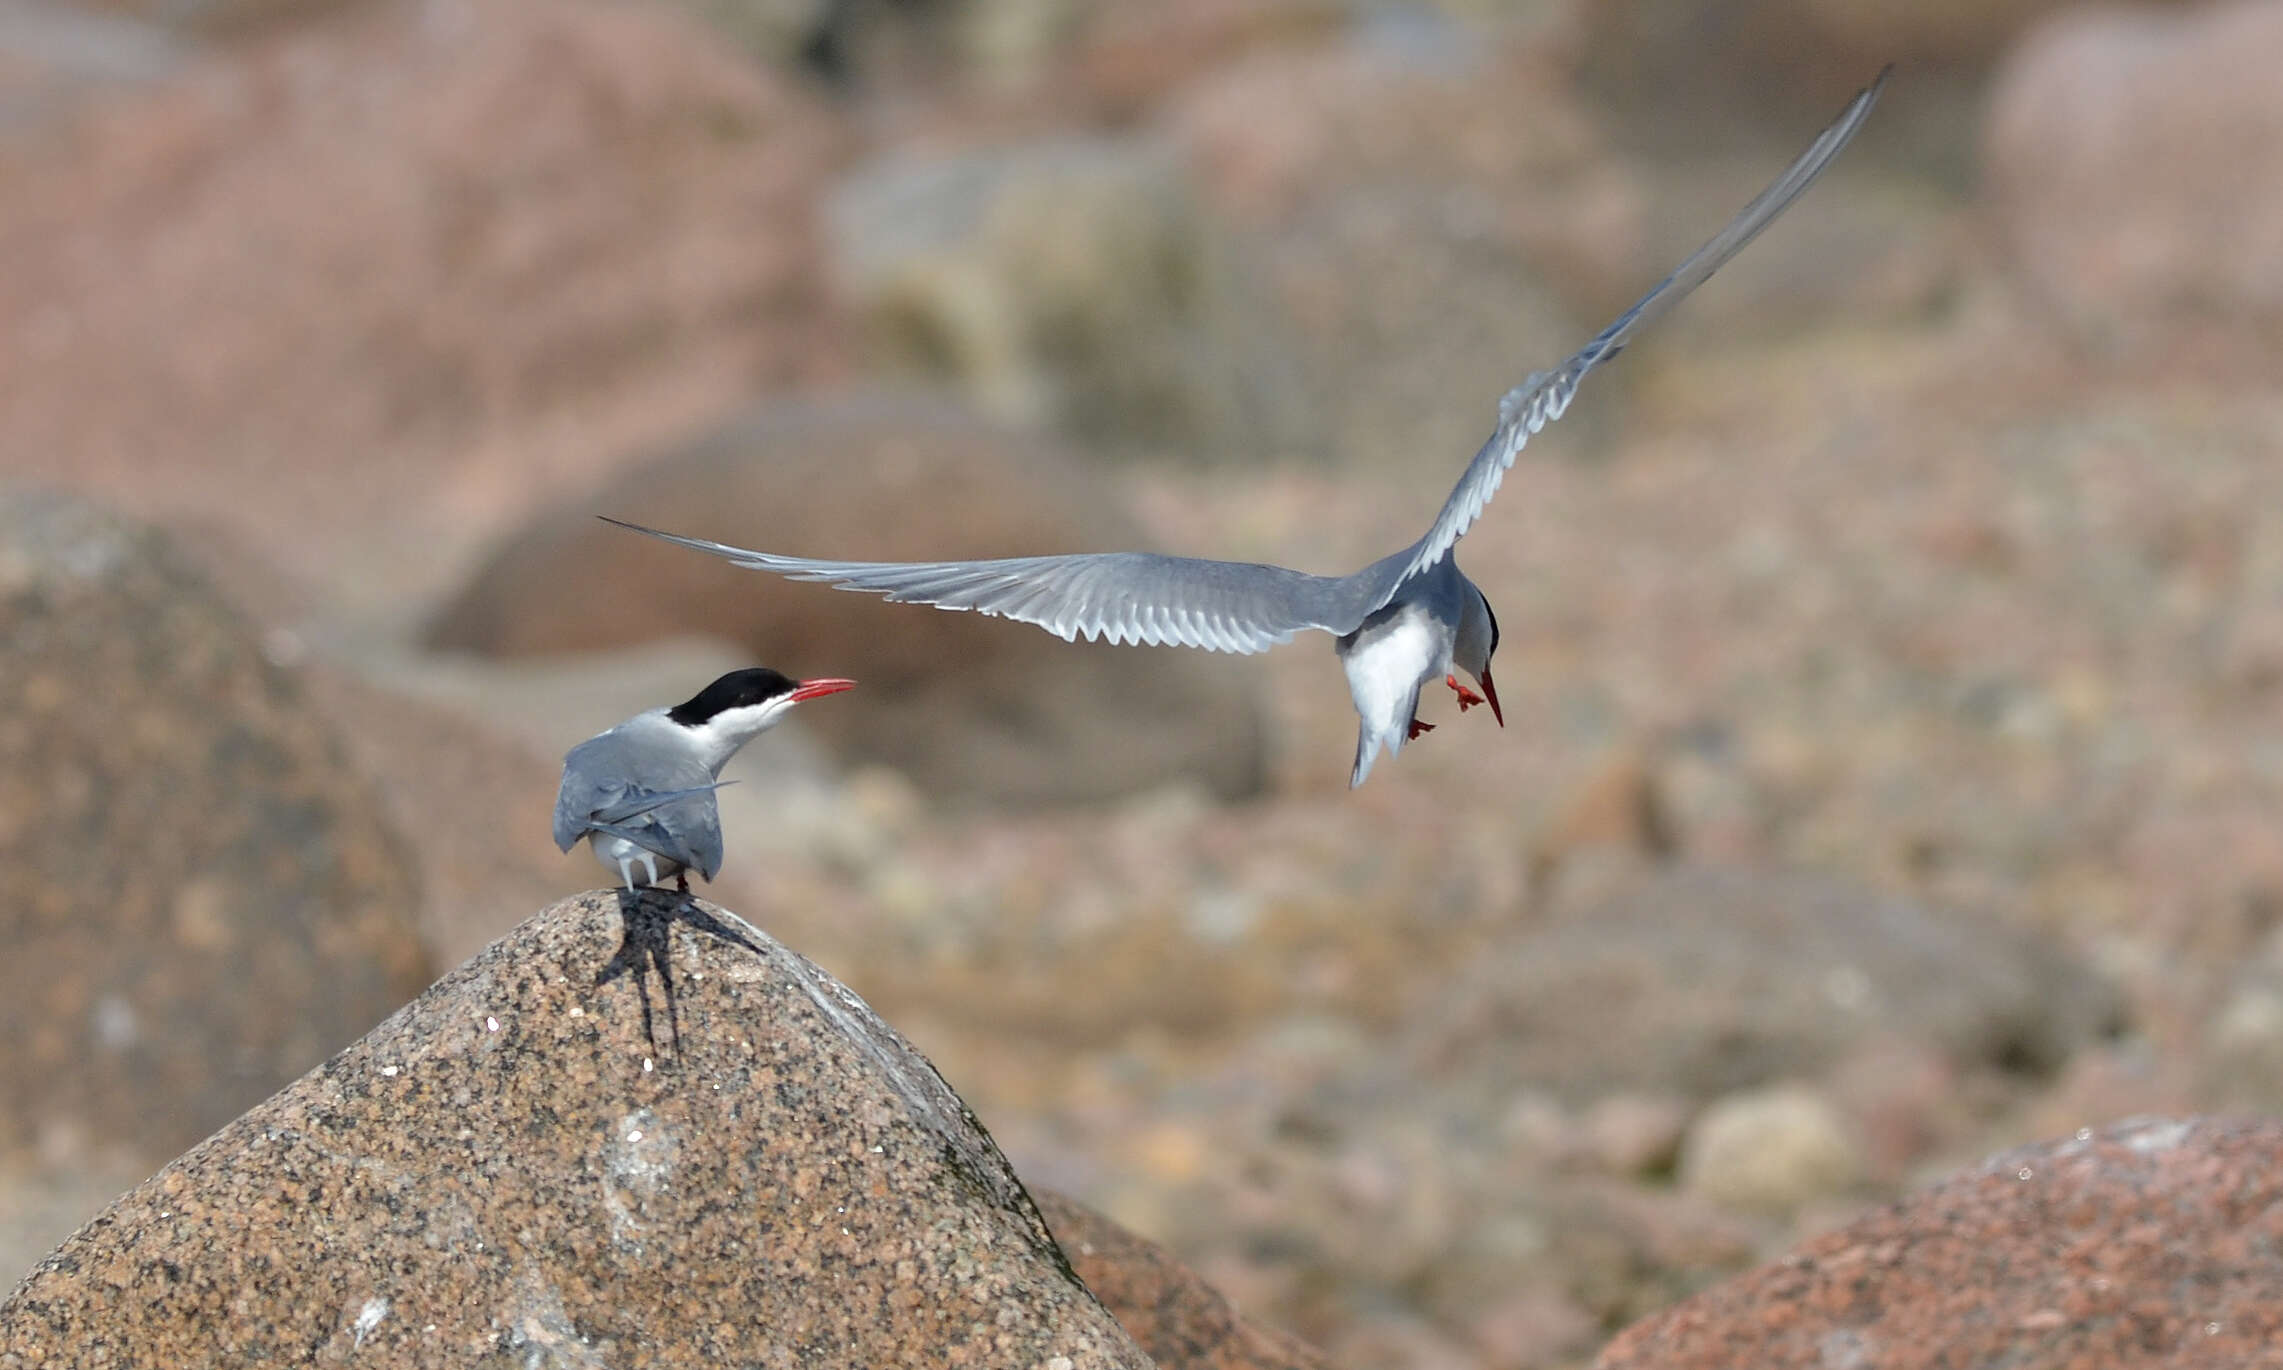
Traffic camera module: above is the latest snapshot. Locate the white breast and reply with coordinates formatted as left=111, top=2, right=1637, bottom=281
left=1339, top=602, right=1448, bottom=727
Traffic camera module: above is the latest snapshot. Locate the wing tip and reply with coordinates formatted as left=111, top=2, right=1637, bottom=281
left=597, top=513, right=741, bottom=560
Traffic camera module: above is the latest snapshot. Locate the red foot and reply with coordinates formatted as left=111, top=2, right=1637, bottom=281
left=1448, top=674, right=1486, bottom=712
left=1407, top=718, right=1436, bottom=740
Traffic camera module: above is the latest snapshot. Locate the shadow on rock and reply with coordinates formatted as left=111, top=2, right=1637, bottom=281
left=593, top=889, right=765, bottom=1063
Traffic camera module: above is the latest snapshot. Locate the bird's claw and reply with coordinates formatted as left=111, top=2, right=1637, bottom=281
left=1447, top=674, right=1486, bottom=712
left=1407, top=718, right=1436, bottom=740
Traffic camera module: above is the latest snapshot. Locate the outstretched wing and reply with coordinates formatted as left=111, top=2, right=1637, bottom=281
left=603, top=519, right=1380, bottom=651
left=1383, top=67, right=1888, bottom=597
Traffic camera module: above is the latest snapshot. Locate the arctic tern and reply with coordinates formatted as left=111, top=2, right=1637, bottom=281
left=604, top=73, right=1885, bottom=787
left=554, top=668, right=856, bottom=890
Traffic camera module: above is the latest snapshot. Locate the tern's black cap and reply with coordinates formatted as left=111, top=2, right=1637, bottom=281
left=668, top=668, right=800, bottom=727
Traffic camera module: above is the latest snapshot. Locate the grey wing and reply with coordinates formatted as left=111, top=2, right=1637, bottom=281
left=587, top=810, right=724, bottom=882
left=584, top=782, right=734, bottom=876
left=553, top=762, right=617, bottom=853
left=553, top=772, right=728, bottom=878
left=1383, top=67, right=1888, bottom=597
left=602, top=519, right=1379, bottom=649
left=552, top=725, right=729, bottom=851
left=594, top=782, right=732, bottom=825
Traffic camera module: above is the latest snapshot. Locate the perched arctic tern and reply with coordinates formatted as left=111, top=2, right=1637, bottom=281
left=553, top=668, right=856, bottom=890
left=606, top=73, right=1884, bottom=787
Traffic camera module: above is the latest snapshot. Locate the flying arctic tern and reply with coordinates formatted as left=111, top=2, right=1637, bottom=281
left=554, top=667, right=856, bottom=890
left=606, top=73, right=1885, bottom=788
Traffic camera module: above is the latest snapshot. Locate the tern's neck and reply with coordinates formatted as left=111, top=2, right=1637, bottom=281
left=677, top=713, right=777, bottom=776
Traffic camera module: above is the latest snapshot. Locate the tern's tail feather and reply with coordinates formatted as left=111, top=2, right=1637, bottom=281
left=1348, top=727, right=1383, bottom=789
left=1348, top=692, right=1421, bottom=788
left=584, top=818, right=709, bottom=875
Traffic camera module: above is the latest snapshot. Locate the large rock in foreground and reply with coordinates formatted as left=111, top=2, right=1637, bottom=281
left=0, top=490, right=428, bottom=1165
left=0, top=892, right=1182, bottom=1367
left=1596, top=1116, right=2283, bottom=1369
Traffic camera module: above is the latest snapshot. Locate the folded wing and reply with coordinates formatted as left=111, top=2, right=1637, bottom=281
left=583, top=814, right=723, bottom=881
left=592, top=782, right=730, bottom=825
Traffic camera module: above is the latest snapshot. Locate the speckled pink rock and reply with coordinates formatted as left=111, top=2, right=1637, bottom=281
left=1039, top=1190, right=1331, bottom=1370
left=0, top=491, right=429, bottom=1165
left=0, top=892, right=1153, bottom=1368
left=1596, top=1116, right=2283, bottom=1369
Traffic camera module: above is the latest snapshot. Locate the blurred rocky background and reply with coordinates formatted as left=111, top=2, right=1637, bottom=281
left=4, top=0, right=2282, bottom=1364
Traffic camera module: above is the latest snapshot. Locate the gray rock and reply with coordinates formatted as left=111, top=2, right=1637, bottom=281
left=1380, top=866, right=2124, bottom=1110
left=0, top=3, right=182, bottom=129
left=829, top=136, right=1318, bottom=463
left=1580, top=0, right=2074, bottom=97
left=426, top=395, right=1272, bottom=805
left=24, top=0, right=357, bottom=36
left=1576, top=1092, right=1691, bottom=1179
left=2197, top=925, right=2283, bottom=1112
left=1162, top=29, right=1624, bottom=474
left=0, top=490, right=429, bottom=1166
left=0, top=892, right=1152, bottom=1367
left=1985, top=0, right=2283, bottom=359
left=1678, top=1082, right=1862, bottom=1215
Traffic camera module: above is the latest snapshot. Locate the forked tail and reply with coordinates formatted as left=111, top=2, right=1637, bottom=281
left=1348, top=686, right=1423, bottom=788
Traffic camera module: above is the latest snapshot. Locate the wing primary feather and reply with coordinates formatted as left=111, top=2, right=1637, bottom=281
left=596, top=517, right=1363, bottom=649
left=1383, top=68, right=1887, bottom=598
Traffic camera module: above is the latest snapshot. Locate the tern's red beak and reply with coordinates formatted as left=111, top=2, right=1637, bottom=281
left=789, top=677, right=857, bottom=703
left=1477, top=667, right=1504, bottom=728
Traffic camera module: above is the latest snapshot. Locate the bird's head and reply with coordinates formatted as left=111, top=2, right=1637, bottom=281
left=1452, top=588, right=1503, bottom=727
left=669, top=667, right=856, bottom=764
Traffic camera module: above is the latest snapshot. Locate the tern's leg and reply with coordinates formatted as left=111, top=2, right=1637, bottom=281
left=1447, top=674, right=1486, bottom=711
left=1407, top=718, right=1436, bottom=740
left=675, top=871, right=690, bottom=895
